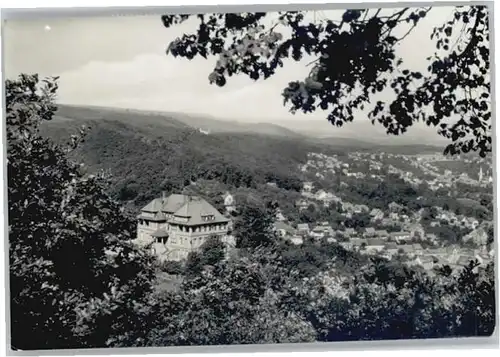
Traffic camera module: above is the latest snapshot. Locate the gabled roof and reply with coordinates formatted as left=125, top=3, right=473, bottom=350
left=169, top=196, right=230, bottom=226
left=141, top=198, right=165, bottom=213
left=141, top=193, right=229, bottom=226
left=419, top=256, right=434, bottom=264
left=366, top=238, right=385, bottom=246
left=384, top=242, right=398, bottom=249
left=457, top=255, right=473, bottom=266
left=141, top=194, right=189, bottom=213
left=137, top=212, right=167, bottom=222
left=351, top=238, right=367, bottom=246
left=390, top=231, right=411, bottom=237
left=397, top=245, right=415, bottom=253
left=274, top=221, right=296, bottom=233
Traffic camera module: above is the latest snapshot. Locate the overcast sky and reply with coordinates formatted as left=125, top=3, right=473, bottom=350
left=2, top=6, right=468, bottom=141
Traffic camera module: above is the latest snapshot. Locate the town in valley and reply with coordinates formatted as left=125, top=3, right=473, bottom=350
left=133, top=146, right=494, bottom=277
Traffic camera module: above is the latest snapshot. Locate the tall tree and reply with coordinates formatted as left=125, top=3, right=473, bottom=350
left=6, top=74, right=156, bottom=350
left=233, top=199, right=278, bottom=249
left=161, top=5, right=490, bottom=157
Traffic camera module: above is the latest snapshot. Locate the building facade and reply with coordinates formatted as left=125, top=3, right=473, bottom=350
left=135, top=192, right=232, bottom=261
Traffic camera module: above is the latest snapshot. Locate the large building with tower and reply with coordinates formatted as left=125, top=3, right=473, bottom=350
left=135, top=192, right=233, bottom=261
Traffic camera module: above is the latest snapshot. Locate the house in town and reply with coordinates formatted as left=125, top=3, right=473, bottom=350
left=287, top=235, right=304, bottom=245
left=351, top=238, right=367, bottom=251
left=426, top=233, right=438, bottom=244
left=412, top=243, right=424, bottom=255
left=474, top=253, right=491, bottom=265
left=409, top=224, right=425, bottom=241
left=390, top=231, right=411, bottom=243
left=456, top=255, right=473, bottom=267
left=463, top=228, right=489, bottom=246
left=314, top=223, right=334, bottom=237
left=136, top=192, right=232, bottom=261
left=370, top=208, right=385, bottom=221
left=415, top=256, right=435, bottom=270
left=274, top=221, right=296, bottom=238
left=375, top=230, right=389, bottom=239
left=356, top=204, right=370, bottom=213
left=397, top=244, right=415, bottom=256
left=295, top=199, right=310, bottom=211
left=223, top=192, right=236, bottom=213
left=388, top=202, right=402, bottom=213
left=275, top=207, right=286, bottom=222
left=311, top=226, right=326, bottom=239
left=365, top=238, right=386, bottom=253
left=344, top=228, right=356, bottom=237
left=297, top=223, right=311, bottom=236
left=339, top=241, right=353, bottom=250
left=302, top=181, right=314, bottom=193
left=383, top=242, right=399, bottom=258
left=363, top=227, right=376, bottom=238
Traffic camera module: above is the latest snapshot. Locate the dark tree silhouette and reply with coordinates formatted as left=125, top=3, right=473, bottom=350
left=6, top=74, right=156, bottom=350
left=161, top=5, right=490, bottom=157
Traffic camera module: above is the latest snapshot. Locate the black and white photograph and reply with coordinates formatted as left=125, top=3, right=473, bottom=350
left=1, top=1, right=496, bottom=352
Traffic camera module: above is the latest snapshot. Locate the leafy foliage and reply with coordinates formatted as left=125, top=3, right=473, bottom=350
left=185, top=235, right=227, bottom=277
left=233, top=199, right=278, bottom=249
left=162, top=5, right=491, bottom=157
left=7, top=74, right=156, bottom=350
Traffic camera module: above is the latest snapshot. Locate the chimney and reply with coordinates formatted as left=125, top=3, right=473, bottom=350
left=162, top=191, right=167, bottom=199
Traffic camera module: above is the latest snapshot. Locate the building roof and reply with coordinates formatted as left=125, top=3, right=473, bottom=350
left=297, top=223, right=310, bottom=230
left=351, top=238, right=367, bottom=246
left=366, top=238, right=385, bottom=246
left=141, top=194, right=190, bottom=213
left=413, top=244, right=423, bottom=251
left=385, top=242, right=398, bottom=249
left=168, top=196, right=230, bottom=226
left=365, top=227, right=376, bottom=234
left=274, top=221, right=296, bottom=233
left=390, top=231, right=411, bottom=237
left=141, top=194, right=230, bottom=226
left=398, top=245, right=415, bottom=253
left=419, top=256, right=434, bottom=264
left=375, top=230, right=389, bottom=236
left=137, top=212, right=167, bottom=222
left=457, top=255, right=473, bottom=266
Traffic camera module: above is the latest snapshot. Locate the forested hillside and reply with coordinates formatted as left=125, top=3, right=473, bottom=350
left=40, top=107, right=341, bottom=212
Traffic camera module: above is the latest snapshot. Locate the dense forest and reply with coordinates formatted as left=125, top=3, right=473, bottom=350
left=39, top=108, right=340, bottom=210
left=7, top=74, right=496, bottom=351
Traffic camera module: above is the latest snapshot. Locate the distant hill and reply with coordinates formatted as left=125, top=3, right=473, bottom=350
left=52, top=104, right=445, bottom=154
left=274, top=117, right=449, bottom=148
left=54, top=104, right=305, bottom=139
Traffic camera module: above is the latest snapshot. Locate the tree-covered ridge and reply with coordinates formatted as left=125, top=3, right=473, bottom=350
left=161, top=5, right=491, bottom=157
left=39, top=111, right=333, bottom=208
